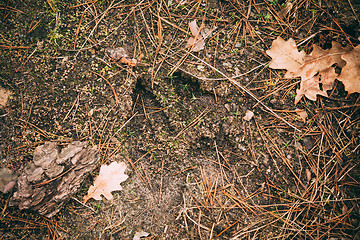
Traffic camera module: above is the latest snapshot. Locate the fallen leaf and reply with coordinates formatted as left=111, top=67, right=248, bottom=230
left=295, top=109, right=307, bottom=123
left=243, top=110, right=254, bottom=121
left=133, top=230, right=150, bottom=240
left=83, top=161, right=128, bottom=203
left=189, top=19, right=199, bottom=36
left=337, top=45, right=360, bottom=95
left=187, top=20, right=205, bottom=52
left=266, top=37, right=306, bottom=76
left=294, top=74, right=327, bottom=104
left=105, top=47, right=129, bottom=60
left=266, top=37, right=352, bottom=104
left=294, top=42, right=351, bottom=103
left=119, top=57, right=137, bottom=66
left=105, top=47, right=137, bottom=66
left=318, top=67, right=338, bottom=92
left=0, top=87, right=12, bottom=108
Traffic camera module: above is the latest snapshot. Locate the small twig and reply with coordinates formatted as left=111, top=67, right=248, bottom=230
left=62, top=93, right=80, bottom=122
left=171, top=166, right=197, bottom=176
left=184, top=210, right=210, bottom=231
left=216, top=218, right=242, bottom=238
left=158, top=156, right=165, bottom=207
left=0, top=45, right=29, bottom=49
left=33, top=166, right=76, bottom=187
left=71, top=197, right=96, bottom=212
left=18, top=118, right=55, bottom=138
left=0, top=5, right=24, bottom=13
left=90, top=70, right=119, bottom=105
left=46, top=0, right=56, bottom=12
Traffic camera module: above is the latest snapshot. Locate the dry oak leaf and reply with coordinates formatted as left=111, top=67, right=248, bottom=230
left=266, top=37, right=351, bottom=104
left=293, top=42, right=351, bottom=104
left=83, top=161, right=128, bottom=203
left=337, top=45, right=360, bottom=94
left=266, top=37, right=306, bottom=76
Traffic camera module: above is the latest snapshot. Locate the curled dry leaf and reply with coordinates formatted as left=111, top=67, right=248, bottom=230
left=243, top=110, right=254, bottom=121
left=337, top=45, right=360, bottom=95
left=266, top=37, right=352, bottom=104
left=187, top=20, right=205, bottom=52
left=295, top=108, right=307, bottom=123
left=83, top=161, right=128, bottom=203
left=105, top=47, right=137, bottom=66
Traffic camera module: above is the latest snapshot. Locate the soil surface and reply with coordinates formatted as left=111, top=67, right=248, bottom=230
left=1, top=0, right=360, bottom=239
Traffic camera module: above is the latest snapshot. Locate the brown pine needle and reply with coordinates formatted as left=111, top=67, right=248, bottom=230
left=90, top=70, right=119, bottom=105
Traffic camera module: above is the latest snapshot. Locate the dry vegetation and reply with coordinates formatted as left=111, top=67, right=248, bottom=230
left=0, top=0, right=359, bottom=239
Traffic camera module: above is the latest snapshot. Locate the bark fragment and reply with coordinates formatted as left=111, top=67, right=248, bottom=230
left=9, top=141, right=100, bottom=218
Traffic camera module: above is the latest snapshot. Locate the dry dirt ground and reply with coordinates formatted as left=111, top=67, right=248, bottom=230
left=0, top=0, right=360, bottom=239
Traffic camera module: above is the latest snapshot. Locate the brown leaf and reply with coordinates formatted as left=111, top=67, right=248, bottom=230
left=294, top=75, right=327, bottom=104
left=187, top=20, right=205, bottom=52
left=266, top=37, right=306, bottom=76
left=189, top=20, right=199, bottom=36
left=267, top=37, right=352, bottom=104
left=292, top=43, right=351, bottom=103
left=337, top=45, right=360, bottom=95
left=105, top=47, right=137, bottom=66
left=320, top=67, right=338, bottom=92
left=295, top=109, right=307, bottom=123
left=83, top=161, right=128, bottom=203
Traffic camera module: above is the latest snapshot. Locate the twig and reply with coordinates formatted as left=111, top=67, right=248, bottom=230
left=0, top=45, right=29, bottom=49
left=90, top=70, right=119, bottom=105
left=71, top=197, right=96, bottom=212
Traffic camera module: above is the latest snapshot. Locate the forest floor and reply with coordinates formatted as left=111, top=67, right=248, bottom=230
left=0, top=0, right=360, bottom=239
